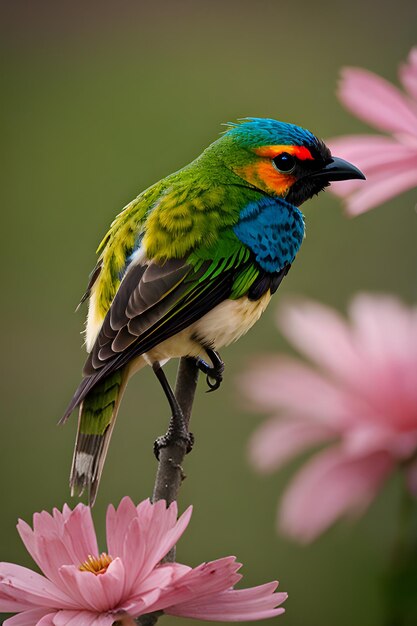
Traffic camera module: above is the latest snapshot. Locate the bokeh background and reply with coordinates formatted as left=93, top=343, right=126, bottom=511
left=1, top=1, right=417, bottom=624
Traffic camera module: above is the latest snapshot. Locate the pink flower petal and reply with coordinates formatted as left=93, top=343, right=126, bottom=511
left=132, top=563, right=180, bottom=596
left=61, top=505, right=99, bottom=565
left=122, top=536, right=180, bottom=600
left=57, top=567, right=103, bottom=612
left=327, top=135, right=417, bottom=200
left=400, top=47, right=417, bottom=101
left=134, top=501, right=192, bottom=583
left=278, top=299, right=362, bottom=382
left=249, top=416, right=336, bottom=473
left=145, top=557, right=242, bottom=613
left=338, top=67, right=417, bottom=137
left=17, top=513, right=78, bottom=581
left=119, top=587, right=163, bottom=619
left=119, top=518, right=146, bottom=595
left=328, top=135, right=417, bottom=170
left=20, top=505, right=99, bottom=577
left=341, top=154, right=417, bottom=215
left=52, top=611, right=114, bottom=626
left=36, top=615, right=56, bottom=626
left=106, top=497, right=137, bottom=558
left=58, top=559, right=124, bottom=613
left=167, top=582, right=287, bottom=622
left=345, top=426, right=417, bottom=459
left=29, top=535, right=76, bottom=590
left=0, top=586, right=34, bottom=613
left=240, top=356, right=351, bottom=424
left=96, top=558, right=125, bottom=611
left=32, top=511, right=60, bottom=538
left=2, top=608, right=55, bottom=626
left=350, top=294, right=417, bottom=362
left=0, top=563, right=76, bottom=609
left=280, top=448, right=393, bottom=542
left=119, top=567, right=188, bottom=617
left=15, top=521, right=41, bottom=571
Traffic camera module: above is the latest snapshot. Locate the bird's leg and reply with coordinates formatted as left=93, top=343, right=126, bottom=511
left=195, top=348, right=225, bottom=392
left=152, top=362, right=194, bottom=459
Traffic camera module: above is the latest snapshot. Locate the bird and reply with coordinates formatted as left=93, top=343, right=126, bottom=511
left=61, top=117, right=365, bottom=504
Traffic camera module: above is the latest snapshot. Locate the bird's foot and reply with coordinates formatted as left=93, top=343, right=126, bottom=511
left=195, top=349, right=225, bottom=392
left=152, top=360, right=194, bottom=459
left=154, top=418, right=194, bottom=460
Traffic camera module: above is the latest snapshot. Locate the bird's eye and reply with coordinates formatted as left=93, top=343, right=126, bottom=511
left=273, top=152, right=296, bottom=173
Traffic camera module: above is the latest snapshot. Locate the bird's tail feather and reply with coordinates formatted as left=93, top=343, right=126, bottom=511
left=70, top=368, right=129, bottom=505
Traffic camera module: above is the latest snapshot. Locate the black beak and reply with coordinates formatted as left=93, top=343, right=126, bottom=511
left=310, top=156, right=366, bottom=182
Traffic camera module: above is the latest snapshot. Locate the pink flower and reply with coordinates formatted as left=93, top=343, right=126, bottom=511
left=327, top=46, right=417, bottom=215
left=241, top=295, right=417, bottom=542
left=0, top=498, right=286, bottom=625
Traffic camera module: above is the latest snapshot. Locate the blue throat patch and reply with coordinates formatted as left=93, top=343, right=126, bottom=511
left=233, top=197, right=305, bottom=273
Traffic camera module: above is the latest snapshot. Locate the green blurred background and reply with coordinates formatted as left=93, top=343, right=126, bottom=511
left=1, top=1, right=417, bottom=624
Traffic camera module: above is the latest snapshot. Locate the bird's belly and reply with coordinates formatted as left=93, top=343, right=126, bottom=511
left=192, top=292, right=272, bottom=350
left=144, top=333, right=203, bottom=363
left=96, top=293, right=269, bottom=374
left=144, top=293, right=271, bottom=364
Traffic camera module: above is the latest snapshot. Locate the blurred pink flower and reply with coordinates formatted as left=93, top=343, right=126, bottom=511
left=241, top=295, right=417, bottom=543
left=0, top=497, right=286, bottom=625
left=327, top=46, right=417, bottom=215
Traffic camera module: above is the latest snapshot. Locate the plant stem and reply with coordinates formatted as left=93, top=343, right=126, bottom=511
left=151, top=357, right=199, bottom=510
left=133, top=357, right=199, bottom=626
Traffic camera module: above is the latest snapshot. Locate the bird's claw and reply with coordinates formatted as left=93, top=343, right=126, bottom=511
left=206, top=372, right=222, bottom=392
left=154, top=429, right=194, bottom=460
left=196, top=350, right=225, bottom=393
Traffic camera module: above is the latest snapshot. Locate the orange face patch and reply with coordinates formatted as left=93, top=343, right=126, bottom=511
left=234, top=144, right=315, bottom=195
left=253, top=144, right=314, bottom=160
left=237, top=161, right=296, bottom=196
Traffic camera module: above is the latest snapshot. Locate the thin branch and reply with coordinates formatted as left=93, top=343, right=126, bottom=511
left=133, top=357, right=199, bottom=626
left=151, top=356, right=199, bottom=509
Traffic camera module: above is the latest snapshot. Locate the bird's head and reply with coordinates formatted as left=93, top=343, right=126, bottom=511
left=212, top=118, right=365, bottom=205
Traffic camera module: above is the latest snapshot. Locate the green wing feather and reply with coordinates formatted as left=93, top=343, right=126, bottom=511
left=63, top=237, right=259, bottom=422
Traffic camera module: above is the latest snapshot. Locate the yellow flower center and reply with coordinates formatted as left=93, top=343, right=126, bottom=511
left=79, top=553, right=113, bottom=575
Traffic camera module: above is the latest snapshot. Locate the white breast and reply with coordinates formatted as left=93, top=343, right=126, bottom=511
left=144, top=293, right=273, bottom=364
left=191, top=293, right=272, bottom=349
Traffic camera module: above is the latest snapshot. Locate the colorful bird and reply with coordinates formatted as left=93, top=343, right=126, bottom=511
left=61, top=118, right=365, bottom=504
